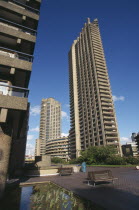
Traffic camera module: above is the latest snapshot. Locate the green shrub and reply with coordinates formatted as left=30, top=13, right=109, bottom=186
left=69, top=146, right=139, bottom=165
left=51, top=157, right=66, bottom=164
left=68, top=159, right=79, bottom=164
left=106, top=155, right=127, bottom=165
left=125, top=156, right=139, bottom=165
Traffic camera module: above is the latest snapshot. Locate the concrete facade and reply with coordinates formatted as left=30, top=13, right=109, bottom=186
left=0, top=1, right=39, bottom=21
left=0, top=95, right=28, bottom=110
left=39, top=98, right=61, bottom=155
left=69, top=19, right=121, bottom=158
left=46, top=136, right=69, bottom=160
left=0, top=54, right=32, bottom=71
left=35, top=139, right=41, bottom=156
left=0, top=0, right=41, bottom=198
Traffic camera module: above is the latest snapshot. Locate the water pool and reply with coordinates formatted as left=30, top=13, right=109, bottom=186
left=1, top=182, right=102, bottom=210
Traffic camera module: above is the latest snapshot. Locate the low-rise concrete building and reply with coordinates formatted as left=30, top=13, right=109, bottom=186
left=122, top=142, right=139, bottom=157
left=135, top=133, right=139, bottom=150
left=46, top=137, right=69, bottom=160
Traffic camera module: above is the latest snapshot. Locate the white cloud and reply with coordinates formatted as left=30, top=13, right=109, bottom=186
left=30, top=105, right=40, bottom=116
left=61, top=111, right=69, bottom=119
left=26, top=143, right=35, bottom=156
left=61, top=133, right=69, bottom=137
left=30, top=126, right=39, bottom=132
left=27, top=135, right=34, bottom=141
left=120, top=137, right=131, bottom=145
left=112, top=95, right=125, bottom=102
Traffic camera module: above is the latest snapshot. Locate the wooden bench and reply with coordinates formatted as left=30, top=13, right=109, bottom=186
left=58, top=167, right=73, bottom=176
left=87, top=170, right=116, bottom=186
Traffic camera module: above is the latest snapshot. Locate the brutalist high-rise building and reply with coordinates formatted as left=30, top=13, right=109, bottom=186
left=69, top=18, right=121, bottom=158
left=0, top=0, right=41, bottom=198
left=39, top=98, right=61, bottom=155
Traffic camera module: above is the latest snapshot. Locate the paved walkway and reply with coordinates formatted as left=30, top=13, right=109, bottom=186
left=21, top=166, right=139, bottom=210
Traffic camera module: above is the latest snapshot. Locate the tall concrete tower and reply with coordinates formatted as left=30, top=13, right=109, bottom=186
left=69, top=18, right=121, bottom=158
left=39, top=98, right=61, bottom=155
left=0, top=0, right=41, bottom=198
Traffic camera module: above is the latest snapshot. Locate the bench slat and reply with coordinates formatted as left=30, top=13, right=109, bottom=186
left=88, top=170, right=115, bottom=186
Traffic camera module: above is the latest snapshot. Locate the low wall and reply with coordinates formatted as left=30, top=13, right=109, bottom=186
left=25, top=168, right=59, bottom=176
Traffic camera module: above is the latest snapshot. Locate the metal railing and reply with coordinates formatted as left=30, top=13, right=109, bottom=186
left=9, top=0, right=40, bottom=14
left=0, top=17, right=37, bottom=36
left=0, top=83, right=29, bottom=98
left=0, top=46, right=33, bottom=62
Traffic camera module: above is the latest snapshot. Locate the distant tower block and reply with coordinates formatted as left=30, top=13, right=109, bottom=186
left=39, top=98, right=61, bottom=155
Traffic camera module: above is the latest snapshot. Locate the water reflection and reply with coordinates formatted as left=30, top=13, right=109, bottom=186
left=1, top=183, right=99, bottom=210
left=30, top=183, right=93, bottom=210
left=20, top=186, right=33, bottom=210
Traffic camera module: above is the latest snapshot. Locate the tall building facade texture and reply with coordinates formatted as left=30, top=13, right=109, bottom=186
left=0, top=0, right=41, bottom=198
left=69, top=18, right=121, bottom=158
left=39, top=98, right=61, bottom=155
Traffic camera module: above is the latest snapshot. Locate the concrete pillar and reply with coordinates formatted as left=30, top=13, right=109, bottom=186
left=0, top=124, right=12, bottom=199
left=0, top=109, right=8, bottom=123
left=36, top=139, right=41, bottom=156
left=8, top=106, right=29, bottom=177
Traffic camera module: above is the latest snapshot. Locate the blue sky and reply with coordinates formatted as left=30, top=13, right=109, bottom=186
left=26, top=0, right=139, bottom=155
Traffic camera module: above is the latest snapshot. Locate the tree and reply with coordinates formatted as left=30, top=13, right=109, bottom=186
left=77, top=145, right=116, bottom=164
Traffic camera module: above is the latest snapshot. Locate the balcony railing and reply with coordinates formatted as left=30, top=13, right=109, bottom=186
left=8, top=0, right=40, bottom=14
left=0, top=46, right=33, bottom=62
left=0, top=17, right=37, bottom=36
left=0, top=83, right=29, bottom=98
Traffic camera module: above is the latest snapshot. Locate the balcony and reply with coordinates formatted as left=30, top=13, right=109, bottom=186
left=101, top=102, right=112, bottom=107
left=105, top=125, right=116, bottom=129
left=106, top=135, right=118, bottom=139
left=0, top=46, right=33, bottom=71
left=21, top=0, right=41, bottom=10
left=98, top=77, right=109, bottom=83
left=97, top=71, right=107, bottom=77
left=0, top=83, right=29, bottom=97
left=0, top=83, right=28, bottom=110
left=97, top=74, right=108, bottom=80
left=103, top=116, right=115, bottom=120
left=0, top=17, right=37, bottom=36
left=101, top=97, right=112, bottom=103
left=102, top=106, right=113, bottom=110
left=95, top=60, right=105, bottom=66
left=99, top=81, right=109, bottom=87
left=105, top=131, right=117, bottom=135
left=104, top=121, right=116, bottom=126
left=103, top=111, right=114, bottom=115
left=0, top=22, right=36, bottom=49
left=100, top=93, right=111, bottom=98
left=0, top=0, right=39, bottom=22
left=9, top=0, right=40, bottom=14
left=99, top=86, right=110, bottom=91
left=106, top=140, right=119, bottom=145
